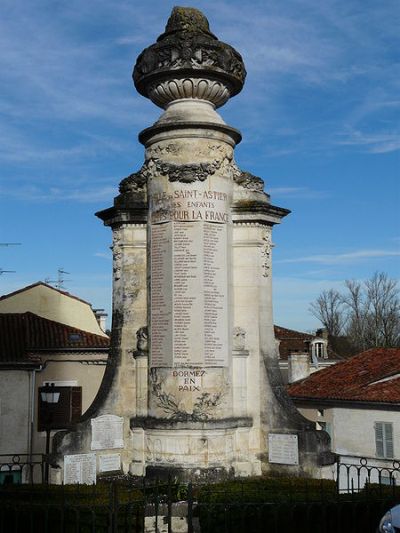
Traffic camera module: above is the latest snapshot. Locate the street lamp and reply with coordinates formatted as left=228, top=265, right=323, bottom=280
left=39, top=383, right=61, bottom=483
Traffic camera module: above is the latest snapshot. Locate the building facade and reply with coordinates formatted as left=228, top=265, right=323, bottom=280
left=288, top=348, right=400, bottom=488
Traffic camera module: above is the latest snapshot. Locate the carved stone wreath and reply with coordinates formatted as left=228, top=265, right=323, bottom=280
left=119, top=157, right=265, bottom=191
left=150, top=369, right=224, bottom=422
left=119, top=169, right=148, bottom=193
left=234, top=170, right=264, bottom=192
left=120, top=157, right=224, bottom=190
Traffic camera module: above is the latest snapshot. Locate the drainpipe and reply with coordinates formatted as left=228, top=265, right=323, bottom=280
left=28, top=366, right=42, bottom=482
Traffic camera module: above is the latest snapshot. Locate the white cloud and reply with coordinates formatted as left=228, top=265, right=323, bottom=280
left=278, top=249, right=400, bottom=265
left=0, top=185, right=117, bottom=203
left=336, top=129, right=400, bottom=154
left=268, top=187, right=330, bottom=199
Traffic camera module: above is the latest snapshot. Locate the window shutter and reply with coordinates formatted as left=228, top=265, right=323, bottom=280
left=38, top=386, right=82, bottom=431
left=384, top=423, right=394, bottom=459
left=375, top=422, right=384, bottom=458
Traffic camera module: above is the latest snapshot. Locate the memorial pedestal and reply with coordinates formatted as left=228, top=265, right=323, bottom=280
left=52, top=7, right=334, bottom=483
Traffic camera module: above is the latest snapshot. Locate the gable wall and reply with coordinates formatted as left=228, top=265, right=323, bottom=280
left=0, top=285, right=106, bottom=336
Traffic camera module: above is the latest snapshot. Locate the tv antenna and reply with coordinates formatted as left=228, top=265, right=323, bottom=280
left=0, top=242, right=21, bottom=275
left=0, top=268, right=16, bottom=276
left=45, top=268, right=71, bottom=290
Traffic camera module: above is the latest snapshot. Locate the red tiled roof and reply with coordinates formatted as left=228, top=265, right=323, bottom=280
left=274, top=325, right=343, bottom=360
left=274, top=325, right=313, bottom=360
left=274, top=325, right=313, bottom=340
left=0, top=281, right=92, bottom=306
left=0, top=312, right=109, bottom=363
left=288, top=348, right=400, bottom=404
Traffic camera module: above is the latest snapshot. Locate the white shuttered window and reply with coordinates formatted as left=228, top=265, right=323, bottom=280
left=375, top=422, right=394, bottom=459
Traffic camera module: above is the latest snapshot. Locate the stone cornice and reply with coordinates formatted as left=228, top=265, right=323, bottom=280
left=130, top=416, right=253, bottom=430
left=232, top=203, right=291, bottom=225
left=139, top=121, right=242, bottom=146
left=95, top=206, right=148, bottom=226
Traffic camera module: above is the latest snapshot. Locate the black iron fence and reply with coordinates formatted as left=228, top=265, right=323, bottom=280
left=1, top=457, right=399, bottom=532
left=0, top=454, right=45, bottom=485
left=336, top=456, right=400, bottom=493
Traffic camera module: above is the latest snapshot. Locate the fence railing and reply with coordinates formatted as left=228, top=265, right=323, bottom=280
left=0, top=454, right=45, bottom=485
left=336, top=456, right=400, bottom=493
left=1, top=457, right=399, bottom=532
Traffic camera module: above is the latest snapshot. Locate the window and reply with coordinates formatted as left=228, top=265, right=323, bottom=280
left=375, top=422, right=394, bottom=459
left=314, top=342, right=327, bottom=359
left=310, top=340, right=328, bottom=361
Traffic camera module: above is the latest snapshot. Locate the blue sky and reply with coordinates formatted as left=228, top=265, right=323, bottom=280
left=1, top=0, right=399, bottom=332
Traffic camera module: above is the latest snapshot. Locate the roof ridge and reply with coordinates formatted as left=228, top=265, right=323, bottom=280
left=0, top=281, right=92, bottom=306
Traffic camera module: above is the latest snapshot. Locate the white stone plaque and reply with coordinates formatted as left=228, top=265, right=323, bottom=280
left=268, top=434, right=299, bottom=465
left=91, top=415, right=124, bottom=450
left=150, top=223, right=173, bottom=366
left=150, top=221, right=228, bottom=367
left=149, top=182, right=230, bottom=368
left=98, top=453, right=121, bottom=473
left=64, top=453, right=96, bottom=485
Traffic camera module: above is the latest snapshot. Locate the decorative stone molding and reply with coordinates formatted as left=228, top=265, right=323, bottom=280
left=231, top=162, right=265, bottom=192
left=153, top=158, right=224, bottom=182
left=147, top=142, right=229, bottom=160
left=233, top=222, right=272, bottom=228
left=261, top=229, right=272, bottom=278
left=119, top=170, right=147, bottom=193
left=133, top=7, right=246, bottom=108
left=120, top=156, right=265, bottom=189
left=135, top=326, right=148, bottom=356
left=121, top=157, right=229, bottom=186
left=233, top=327, right=246, bottom=351
left=148, top=78, right=230, bottom=108
left=112, top=228, right=123, bottom=281
left=149, top=369, right=225, bottom=422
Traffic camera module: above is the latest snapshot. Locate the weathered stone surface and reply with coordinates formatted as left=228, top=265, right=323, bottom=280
left=133, top=7, right=246, bottom=107
left=52, top=6, right=334, bottom=483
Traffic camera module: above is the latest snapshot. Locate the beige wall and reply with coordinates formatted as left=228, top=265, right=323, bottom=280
left=33, top=354, right=107, bottom=455
left=0, top=284, right=107, bottom=337
left=0, top=356, right=106, bottom=462
left=0, top=358, right=107, bottom=482
left=0, top=370, right=32, bottom=455
left=298, top=405, right=400, bottom=460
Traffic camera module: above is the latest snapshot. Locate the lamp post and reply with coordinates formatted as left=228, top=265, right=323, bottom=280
left=39, top=383, right=61, bottom=483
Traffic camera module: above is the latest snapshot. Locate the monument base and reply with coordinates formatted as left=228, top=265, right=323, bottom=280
left=129, top=418, right=263, bottom=481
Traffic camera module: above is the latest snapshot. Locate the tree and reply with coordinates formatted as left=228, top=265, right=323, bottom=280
left=309, top=289, right=345, bottom=336
left=310, top=272, right=400, bottom=350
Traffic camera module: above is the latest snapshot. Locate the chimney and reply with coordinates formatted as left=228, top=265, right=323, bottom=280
left=288, top=352, right=310, bottom=383
left=93, top=308, right=108, bottom=333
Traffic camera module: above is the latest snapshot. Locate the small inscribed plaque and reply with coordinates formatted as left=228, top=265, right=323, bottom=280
left=64, top=453, right=96, bottom=485
left=99, top=453, right=121, bottom=473
left=91, top=415, right=124, bottom=450
left=268, top=434, right=299, bottom=465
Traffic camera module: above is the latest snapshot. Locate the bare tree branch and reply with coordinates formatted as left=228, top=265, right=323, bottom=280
left=310, top=272, right=400, bottom=350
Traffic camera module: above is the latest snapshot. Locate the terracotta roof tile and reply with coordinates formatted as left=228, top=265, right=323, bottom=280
left=274, top=325, right=313, bottom=341
left=288, top=348, right=400, bottom=404
left=0, top=312, right=109, bottom=363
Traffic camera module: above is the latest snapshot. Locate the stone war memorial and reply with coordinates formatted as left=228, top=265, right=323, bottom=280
left=53, top=6, right=334, bottom=483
